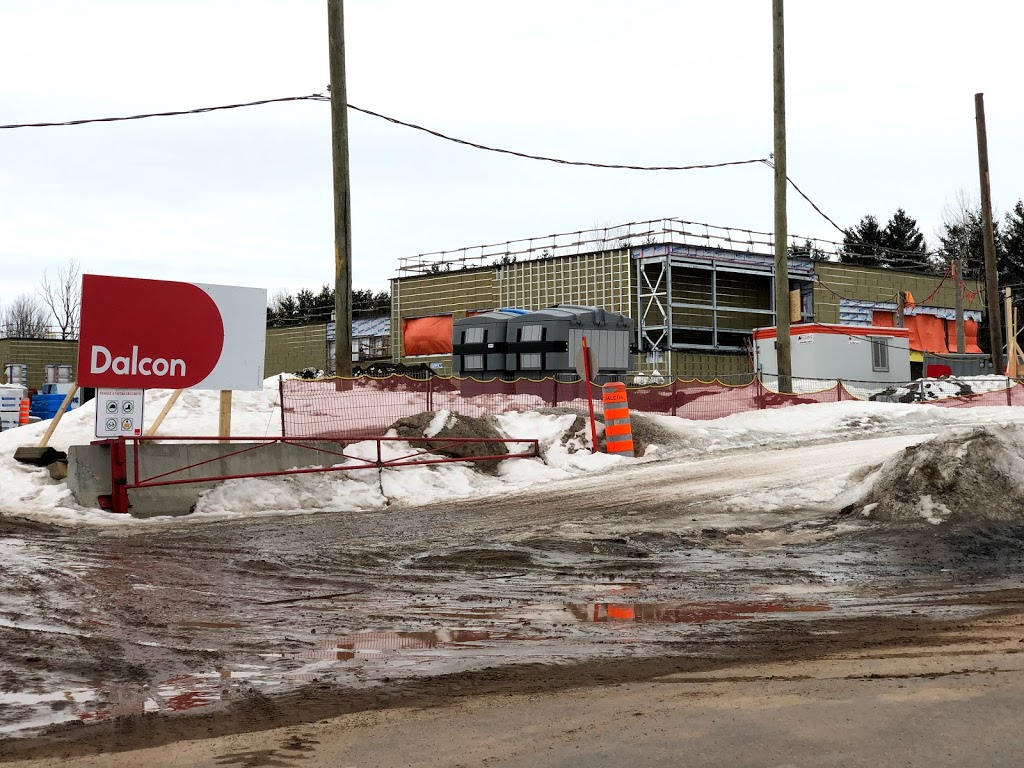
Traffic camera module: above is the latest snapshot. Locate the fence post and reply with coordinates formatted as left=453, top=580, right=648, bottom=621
left=110, top=439, right=130, bottom=515
left=1008, top=377, right=1013, bottom=407
left=278, top=377, right=286, bottom=437
left=837, top=380, right=844, bottom=402
left=551, top=377, right=559, bottom=408
left=757, top=373, right=766, bottom=410
left=671, top=377, right=678, bottom=417
left=427, top=374, right=434, bottom=412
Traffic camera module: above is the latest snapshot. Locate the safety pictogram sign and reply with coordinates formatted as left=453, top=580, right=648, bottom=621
left=95, top=389, right=145, bottom=438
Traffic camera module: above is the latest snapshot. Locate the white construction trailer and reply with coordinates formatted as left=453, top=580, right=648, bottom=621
left=753, top=323, right=911, bottom=384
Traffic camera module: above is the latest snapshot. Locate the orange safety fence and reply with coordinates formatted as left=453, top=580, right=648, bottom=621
left=280, top=375, right=897, bottom=440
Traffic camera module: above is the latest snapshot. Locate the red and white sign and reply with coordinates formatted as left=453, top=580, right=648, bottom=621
left=77, top=275, right=267, bottom=391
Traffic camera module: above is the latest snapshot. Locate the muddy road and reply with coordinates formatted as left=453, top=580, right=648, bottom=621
left=2, top=435, right=1024, bottom=760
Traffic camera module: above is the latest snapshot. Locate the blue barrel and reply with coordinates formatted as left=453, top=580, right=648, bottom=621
left=29, top=394, right=65, bottom=420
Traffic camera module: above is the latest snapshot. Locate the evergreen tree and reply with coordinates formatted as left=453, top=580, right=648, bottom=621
left=1001, top=200, right=1024, bottom=291
left=881, top=208, right=931, bottom=270
left=840, top=215, right=886, bottom=266
left=266, top=286, right=391, bottom=327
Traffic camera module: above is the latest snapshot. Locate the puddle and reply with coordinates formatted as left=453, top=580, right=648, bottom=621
left=572, top=600, right=831, bottom=623
left=0, top=670, right=271, bottom=736
left=283, top=629, right=497, bottom=662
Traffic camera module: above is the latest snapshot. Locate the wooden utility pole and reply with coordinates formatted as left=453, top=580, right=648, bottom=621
left=328, top=0, right=353, bottom=377
left=895, top=291, right=906, bottom=328
left=772, top=0, right=792, bottom=394
left=953, top=258, right=965, bottom=353
left=974, top=93, right=1004, bottom=374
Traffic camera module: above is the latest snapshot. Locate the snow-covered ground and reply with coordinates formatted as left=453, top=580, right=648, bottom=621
left=1, top=375, right=1022, bottom=528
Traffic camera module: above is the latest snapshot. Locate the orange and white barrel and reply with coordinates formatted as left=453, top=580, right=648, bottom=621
left=19, top=398, right=30, bottom=425
left=601, top=382, right=634, bottom=457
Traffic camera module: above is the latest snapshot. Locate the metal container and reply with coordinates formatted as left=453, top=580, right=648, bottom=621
left=451, top=309, right=528, bottom=377
left=922, top=352, right=996, bottom=377
left=504, top=305, right=633, bottom=380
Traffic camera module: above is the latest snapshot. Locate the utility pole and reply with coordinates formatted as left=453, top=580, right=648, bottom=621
left=895, top=291, right=905, bottom=328
left=953, top=258, right=965, bottom=354
left=974, top=93, right=1004, bottom=374
left=772, top=0, right=792, bottom=394
left=328, top=0, right=353, bottom=377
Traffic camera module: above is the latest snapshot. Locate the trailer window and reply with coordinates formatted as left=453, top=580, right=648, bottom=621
left=870, top=336, right=889, bottom=372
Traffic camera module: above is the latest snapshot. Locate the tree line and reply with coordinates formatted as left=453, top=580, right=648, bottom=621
left=266, top=286, right=391, bottom=327
left=835, top=196, right=1024, bottom=294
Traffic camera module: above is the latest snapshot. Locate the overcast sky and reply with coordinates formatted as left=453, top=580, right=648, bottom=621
left=2, top=0, right=1023, bottom=310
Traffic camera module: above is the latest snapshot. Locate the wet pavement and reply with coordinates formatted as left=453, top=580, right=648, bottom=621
left=2, top=501, right=1023, bottom=748
left=2, top=436, right=1024, bottom=754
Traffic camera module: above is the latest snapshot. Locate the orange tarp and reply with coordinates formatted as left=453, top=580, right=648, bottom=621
left=945, top=320, right=983, bottom=354
left=873, top=310, right=982, bottom=354
left=402, top=315, right=453, bottom=356
left=914, top=315, right=947, bottom=354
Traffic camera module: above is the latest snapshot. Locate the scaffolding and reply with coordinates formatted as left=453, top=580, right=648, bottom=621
left=393, top=218, right=829, bottom=375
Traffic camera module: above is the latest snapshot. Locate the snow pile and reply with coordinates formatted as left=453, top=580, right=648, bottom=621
left=850, top=424, right=1024, bottom=526
left=2, top=372, right=1023, bottom=527
left=192, top=410, right=624, bottom=519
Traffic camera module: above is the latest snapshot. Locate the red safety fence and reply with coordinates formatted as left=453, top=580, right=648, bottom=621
left=279, top=375, right=894, bottom=439
left=929, top=385, right=1024, bottom=408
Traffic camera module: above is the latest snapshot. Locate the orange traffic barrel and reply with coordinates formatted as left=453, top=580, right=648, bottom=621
left=19, top=398, right=29, bottom=425
left=601, top=382, right=634, bottom=457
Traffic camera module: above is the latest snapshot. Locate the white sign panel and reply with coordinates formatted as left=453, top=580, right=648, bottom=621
left=95, top=389, right=145, bottom=438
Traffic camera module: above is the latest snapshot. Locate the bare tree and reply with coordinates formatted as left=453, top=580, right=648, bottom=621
left=2, top=294, right=51, bottom=339
left=39, top=258, right=81, bottom=340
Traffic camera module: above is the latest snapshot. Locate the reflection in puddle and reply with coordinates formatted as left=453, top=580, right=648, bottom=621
left=1, top=669, right=271, bottom=735
left=286, top=629, right=494, bottom=662
left=573, top=600, right=830, bottom=623
left=0, top=601, right=830, bottom=736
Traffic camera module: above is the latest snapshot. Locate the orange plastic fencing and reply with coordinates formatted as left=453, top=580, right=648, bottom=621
left=279, top=375, right=1023, bottom=440
left=280, top=375, right=863, bottom=439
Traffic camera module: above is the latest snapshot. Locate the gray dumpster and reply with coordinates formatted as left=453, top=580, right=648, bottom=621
left=923, top=352, right=996, bottom=377
left=504, top=305, right=633, bottom=379
left=451, top=309, right=529, bottom=377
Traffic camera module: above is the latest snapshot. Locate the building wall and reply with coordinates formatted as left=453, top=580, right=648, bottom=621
left=390, top=269, right=499, bottom=359
left=391, top=251, right=631, bottom=362
left=812, top=263, right=967, bottom=323
left=264, top=324, right=327, bottom=376
left=0, top=339, right=78, bottom=390
left=668, top=351, right=752, bottom=380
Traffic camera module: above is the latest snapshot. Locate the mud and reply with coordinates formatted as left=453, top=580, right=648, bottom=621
left=3, top=435, right=1024, bottom=759
left=389, top=411, right=509, bottom=472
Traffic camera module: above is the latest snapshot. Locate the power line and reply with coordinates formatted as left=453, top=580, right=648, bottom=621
left=0, top=91, right=970, bottom=261
left=0, top=92, right=772, bottom=172
left=343, top=101, right=772, bottom=172
left=0, top=94, right=328, bottom=129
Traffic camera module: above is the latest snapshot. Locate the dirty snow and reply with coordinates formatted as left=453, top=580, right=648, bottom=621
left=1, top=374, right=1023, bottom=527
left=850, top=423, right=1024, bottom=526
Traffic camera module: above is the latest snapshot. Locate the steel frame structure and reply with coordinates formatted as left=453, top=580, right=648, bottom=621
left=96, top=435, right=540, bottom=515
left=634, top=243, right=815, bottom=371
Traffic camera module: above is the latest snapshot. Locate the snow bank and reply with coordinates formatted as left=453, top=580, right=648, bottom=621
left=849, top=424, right=1024, bottom=526
left=2, top=376, right=1023, bottom=528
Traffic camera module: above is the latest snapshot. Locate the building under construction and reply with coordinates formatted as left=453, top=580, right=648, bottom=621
left=389, top=217, right=979, bottom=380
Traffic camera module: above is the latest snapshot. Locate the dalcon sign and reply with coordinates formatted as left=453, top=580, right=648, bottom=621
left=77, top=275, right=267, bottom=391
